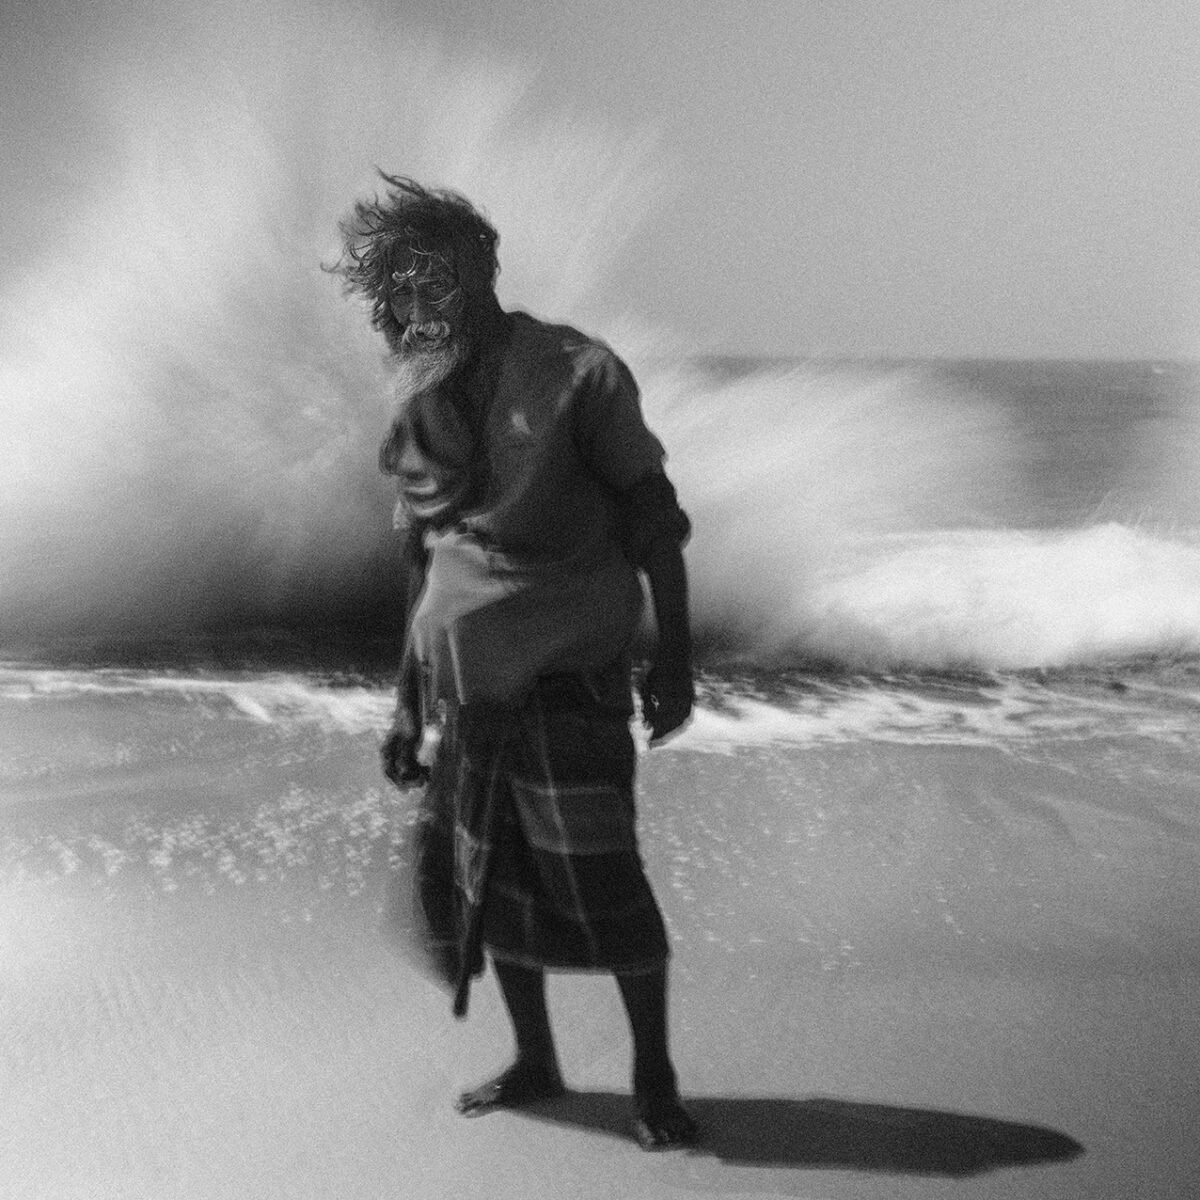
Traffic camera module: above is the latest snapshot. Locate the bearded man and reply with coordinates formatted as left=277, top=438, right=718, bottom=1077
left=331, top=174, right=696, bottom=1150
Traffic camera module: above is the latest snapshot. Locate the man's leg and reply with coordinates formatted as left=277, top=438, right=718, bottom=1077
left=615, top=966, right=697, bottom=1148
left=455, top=958, right=565, bottom=1114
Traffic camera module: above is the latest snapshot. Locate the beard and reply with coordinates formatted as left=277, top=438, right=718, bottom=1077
left=379, top=295, right=507, bottom=481
left=378, top=315, right=479, bottom=480
left=391, top=320, right=474, bottom=402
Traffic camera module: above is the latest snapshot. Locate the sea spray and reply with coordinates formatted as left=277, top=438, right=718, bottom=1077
left=1126, top=363, right=1200, bottom=528
left=637, top=358, right=1030, bottom=661
left=0, top=0, right=663, bottom=637
left=787, top=523, right=1200, bottom=669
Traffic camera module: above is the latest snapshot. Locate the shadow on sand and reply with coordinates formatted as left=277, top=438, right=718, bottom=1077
left=521, top=1092, right=1083, bottom=1178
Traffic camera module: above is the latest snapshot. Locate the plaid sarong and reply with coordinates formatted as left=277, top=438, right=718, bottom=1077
left=394, top=668, right=669, bottom=1016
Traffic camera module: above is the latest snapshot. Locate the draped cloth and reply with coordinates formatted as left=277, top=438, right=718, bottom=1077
left=386, top=667, right=670, bottom=1017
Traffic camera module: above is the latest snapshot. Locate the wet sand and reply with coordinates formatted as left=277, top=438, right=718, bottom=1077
left=3, top=674, right=1199, bottom=1197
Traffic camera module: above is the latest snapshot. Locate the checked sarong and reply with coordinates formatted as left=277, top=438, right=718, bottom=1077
left=395, top=670, right=670, bottom=1016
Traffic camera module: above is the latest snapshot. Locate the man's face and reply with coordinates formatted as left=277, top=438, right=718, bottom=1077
left=389, top=280, right=447, bottom=347
left=386, top=247, right=474, bottom=396
left=388, top=249, right=460, bottom=356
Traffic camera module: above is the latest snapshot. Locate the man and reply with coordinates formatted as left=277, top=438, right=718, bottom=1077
left=331, top=174, right=696, bottom=1150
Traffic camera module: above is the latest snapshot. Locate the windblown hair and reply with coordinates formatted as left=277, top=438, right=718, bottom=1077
left=328, top=172, right=500, bottom=355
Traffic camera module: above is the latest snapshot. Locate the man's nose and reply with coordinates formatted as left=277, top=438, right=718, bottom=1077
left=409, top=295, right=436, bottom=325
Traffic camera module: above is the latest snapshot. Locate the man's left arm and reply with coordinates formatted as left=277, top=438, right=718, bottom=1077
left=638, top=533, right=695, bottom=743
left=610, top=467, right=695, bottom=743
left=574, top=346, right=694, bottom=740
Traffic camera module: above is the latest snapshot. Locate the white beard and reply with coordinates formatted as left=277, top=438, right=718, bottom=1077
left=392, top=326, right=472, bottom=402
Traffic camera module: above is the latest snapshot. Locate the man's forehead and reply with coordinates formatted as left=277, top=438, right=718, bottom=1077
left=389, top=238, right=454, bottom=285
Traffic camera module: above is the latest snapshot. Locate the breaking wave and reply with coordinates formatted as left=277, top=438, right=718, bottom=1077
left=3, top=0, right=1199, bottom=673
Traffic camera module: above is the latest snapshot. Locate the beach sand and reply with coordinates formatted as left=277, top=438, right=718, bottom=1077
left=3, top=672, right=1199, bottom=1198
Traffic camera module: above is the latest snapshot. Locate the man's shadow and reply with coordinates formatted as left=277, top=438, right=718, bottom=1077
left=520, top=1092, right=1083, bottom=1179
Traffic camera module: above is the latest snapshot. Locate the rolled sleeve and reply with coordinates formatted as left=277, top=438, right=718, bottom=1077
left=613, top=470, right=691, bottom=567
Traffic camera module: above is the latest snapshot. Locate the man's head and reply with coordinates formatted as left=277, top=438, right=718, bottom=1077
left=331, top=173, right=500, bottom=392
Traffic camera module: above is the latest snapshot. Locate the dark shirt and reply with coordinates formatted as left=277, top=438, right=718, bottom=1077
left=403, top=312, right=686, bottom=704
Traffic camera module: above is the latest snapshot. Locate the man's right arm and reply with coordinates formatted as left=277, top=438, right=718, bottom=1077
left=381, top=523, right=430, bottom=787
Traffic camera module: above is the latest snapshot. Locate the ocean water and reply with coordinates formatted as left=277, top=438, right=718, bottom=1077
left=4, top=2, right=1200, bottom=679
left=653, top=354, right=1200, bottom=671
left=5, top=0, right=1200, bottom=835
left=5, top=351, right=1200, bottom=671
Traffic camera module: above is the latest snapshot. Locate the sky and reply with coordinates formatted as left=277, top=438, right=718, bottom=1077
left=4, top=0, right=1200, bottom=359
left=409, top=0, right=1200, bottom=359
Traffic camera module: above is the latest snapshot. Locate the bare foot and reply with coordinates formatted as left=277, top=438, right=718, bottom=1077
left=455, top=1060, right=565, bottom=1116
left=633, top=1090, right=698, bottom=1151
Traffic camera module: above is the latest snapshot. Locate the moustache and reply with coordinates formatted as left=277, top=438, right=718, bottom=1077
left=399, top=319, right=454, bottom=355
left=391, top=324, right=472, bottom=403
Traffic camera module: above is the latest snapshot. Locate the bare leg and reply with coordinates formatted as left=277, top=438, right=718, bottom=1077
left=615, top=966, right=697, bottom=1149
left=455, top=958, right=565, bottom=1115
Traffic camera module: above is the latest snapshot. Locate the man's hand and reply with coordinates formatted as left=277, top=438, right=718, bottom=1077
left=380, top=709, right=430, bottom=788
left=639, top=662, right=694, bottom=744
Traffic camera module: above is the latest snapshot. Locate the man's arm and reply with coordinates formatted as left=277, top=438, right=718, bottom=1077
left=571, top=351, right=693, bottom=739
left=381, top=524, right=430, bottom=786
left=639, top=537, right=695, bottom=743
